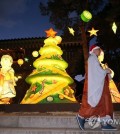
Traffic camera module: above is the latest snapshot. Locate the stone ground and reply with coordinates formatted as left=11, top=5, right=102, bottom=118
left=0, top=111, right=120, bottom=134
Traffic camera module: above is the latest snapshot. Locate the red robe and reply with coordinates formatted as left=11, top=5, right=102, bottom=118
left=79, top=65, right=113, bottom=118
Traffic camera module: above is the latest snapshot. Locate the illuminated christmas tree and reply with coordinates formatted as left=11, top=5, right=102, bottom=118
left=21, top=28, right=76, bottom=104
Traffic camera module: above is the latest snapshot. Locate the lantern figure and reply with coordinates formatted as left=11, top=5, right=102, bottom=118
left=80, top=10, right=92, bottom=22
left=17, top=59, right=24, bottom=66
left=32, top=51, right=39, bottom=57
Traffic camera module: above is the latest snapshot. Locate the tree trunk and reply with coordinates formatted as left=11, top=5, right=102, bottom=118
left=80, top=24, right=89, bottom=72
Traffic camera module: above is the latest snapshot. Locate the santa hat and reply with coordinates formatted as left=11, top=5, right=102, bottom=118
left=89, top=45, right=100, bottom=54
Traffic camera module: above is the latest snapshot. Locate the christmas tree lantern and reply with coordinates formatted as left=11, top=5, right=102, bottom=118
left=21, top=30, right=76, bottom=104
left=17, top=59, right=24, bottom=66
left=32, top=51, right=39, bottom=57
left=80, top=10, right=92, bottom=22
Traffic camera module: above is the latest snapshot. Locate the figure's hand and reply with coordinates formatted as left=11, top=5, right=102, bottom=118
left=105, top=68, right=112, bottom=74
left=15, top=76, right=22, bottom=81
left=18, top=76, right=22, bottom=79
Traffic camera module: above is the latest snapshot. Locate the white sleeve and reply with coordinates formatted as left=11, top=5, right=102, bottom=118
left=88, top=55, right=107, bottom=107
left=95, top=59, right=107, bottom=75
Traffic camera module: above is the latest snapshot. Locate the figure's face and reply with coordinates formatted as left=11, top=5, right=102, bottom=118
left=98, top=51, right=104, bottom=63
left=1, top=58, right=12, bottom=70
left=93, top=48, right=101, bottom=56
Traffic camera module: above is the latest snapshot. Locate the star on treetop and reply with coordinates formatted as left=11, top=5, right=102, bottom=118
left=45, top=28, right=57, bottom=37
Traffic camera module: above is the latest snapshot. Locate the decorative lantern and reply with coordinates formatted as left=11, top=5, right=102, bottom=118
left=88, top=27, right=99, bottom=36
left=32, top=51, right=39, bottom=57
left=68, top=27, right=75, bottom=36
left=45, top=28, right=57, bottom=37
left=80, top=10, right=92, bottom=22
left=54, top=36, right=62, bottom=44
left=24, top=57, right=29, bottom=62
left=112, top=22, right=117, bottom=34
left=17, top=59, right=24, bottom=66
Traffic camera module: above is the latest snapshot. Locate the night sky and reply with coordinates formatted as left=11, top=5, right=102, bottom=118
left=0, top=0, right=60, bottom=40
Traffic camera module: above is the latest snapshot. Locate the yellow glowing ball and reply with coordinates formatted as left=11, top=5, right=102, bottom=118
left=17, top=59, right=24, bottom=66
left=32, top=51, right=39, bottom=57
left=55, top=36, right=62, bottom=44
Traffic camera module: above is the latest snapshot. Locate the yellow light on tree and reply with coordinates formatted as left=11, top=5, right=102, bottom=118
left=80, top=10, right=92, bottom=22
left=32, top=51, right=39, bottom=57
left=54, top=36, right=62, bottom=44
left=21, top=32, right=76, bottom=104
left=17, top=59, right=24, bottom=66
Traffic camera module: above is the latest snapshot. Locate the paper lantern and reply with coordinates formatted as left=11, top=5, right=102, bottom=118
left=32, top=51, right=39, bottom=57
left=54, top=36, right=62, bottom=44
left=112, top=22, right=117, bottom=34
left=24, top=57, right=29, bottom=62
left=80, top=10, right=92, bottom=22
left=88, top=27, right=99, bottom=36
left=17, top=59, right=24, bottom=66
left=68, top=27, right=75, bottom=36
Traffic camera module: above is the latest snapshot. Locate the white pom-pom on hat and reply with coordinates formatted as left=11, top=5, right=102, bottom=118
left=89, top=45, right=100, bottom=54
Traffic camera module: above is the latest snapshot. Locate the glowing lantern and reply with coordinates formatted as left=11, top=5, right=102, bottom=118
left=32, top=51, right=39, bottom=57
left=55, top=36, right=62, bottom=44
left=17, top=59, right=24, bottom=66
left=68, top=27, right=75, bottom=36
left=80, top=10, right=92, bottom=22
left=112, top=22, right=117, bottom=34
left=45, top=28, right=57, bottom=37
left=88, top=27, right=99, bottom=36
left=24, top=57, right=29, bottom=62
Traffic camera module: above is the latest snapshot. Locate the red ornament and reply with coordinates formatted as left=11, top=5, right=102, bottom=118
left=31, top=85, right=37, bottom=92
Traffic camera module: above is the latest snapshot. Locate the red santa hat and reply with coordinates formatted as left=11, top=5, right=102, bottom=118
left=89, top=45, right=100, bottom=54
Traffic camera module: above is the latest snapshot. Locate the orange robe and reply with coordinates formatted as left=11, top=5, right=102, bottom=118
left=0, top=73, right=4, bottom=86
left=79, top=67, right=113, bottom=119
left=110, top=80, right=120, bottom=103
left=101, top=63, right=120, bottom=103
